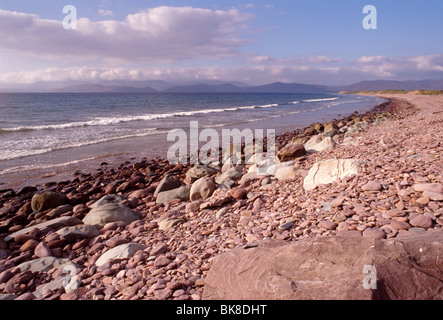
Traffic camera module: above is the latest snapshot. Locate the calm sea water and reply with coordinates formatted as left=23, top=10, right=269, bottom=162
left=0, top=92, right=386, bottom=187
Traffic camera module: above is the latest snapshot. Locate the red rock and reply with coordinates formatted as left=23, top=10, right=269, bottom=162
left=105, top=236, right=130, bottom=248
left=151, top=243, right=169, bottom=256
left=410, top=215, right=433, bottom=228
left=423, top=191, right=443, bottom=201
left=154, top=255, right=172, bottom=267
left=229, top=187, right=248, bottom=200
left=277, top=144, right=306, bottom=162
left=390, top=220, right=411, bottom=230
left=19, top=239, right=39, bottom=252
left=362, top=181, right=383, bottom=192
left=203, top=231, right=443, bottom=300
left=318, top=220, right=337, bottom=230
left=34, top=241, right=52, bottom=258
left=154, top=288, right=173, bottom=300
left=362, top=228, right=386, bottom=239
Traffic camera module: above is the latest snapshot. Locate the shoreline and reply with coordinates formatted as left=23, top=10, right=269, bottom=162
left=0, top=94, right=386, bottom=192
left=0, top=93, right=442, bottom=300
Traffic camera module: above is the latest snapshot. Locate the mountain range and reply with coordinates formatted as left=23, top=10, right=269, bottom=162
left=0, top=79, right=442, bottom=93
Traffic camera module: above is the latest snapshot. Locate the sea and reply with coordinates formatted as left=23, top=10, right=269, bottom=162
left=0, top=92, right=387, bottom=189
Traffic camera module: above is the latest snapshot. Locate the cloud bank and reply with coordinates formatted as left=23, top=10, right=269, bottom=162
left=0, top=7, right=251, bottom=61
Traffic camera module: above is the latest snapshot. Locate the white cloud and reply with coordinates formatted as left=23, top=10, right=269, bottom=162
left=98, top=9, right=113, bottom=16
left=0, top=7, right=251, bottom=62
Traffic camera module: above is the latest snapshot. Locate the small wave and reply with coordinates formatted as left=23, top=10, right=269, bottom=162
left=303, top=97, right=339, bottom=103
left=0, top=104, right=282, bottom=132
left=0, top=129, right=167, bottom=161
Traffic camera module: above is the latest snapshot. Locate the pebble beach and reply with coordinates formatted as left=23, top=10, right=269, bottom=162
left=0, top=93, right=442, bottom=300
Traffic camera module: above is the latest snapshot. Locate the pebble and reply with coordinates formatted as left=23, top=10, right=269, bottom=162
left=362, top=181, right=383, bottom=192
left=409, top=215, right=433, bottom=228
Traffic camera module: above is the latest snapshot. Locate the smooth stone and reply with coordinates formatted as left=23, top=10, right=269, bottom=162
left=156, top=186, right=190, bottom=205
left=154, top=175, right=182, bottom=197
left=413, top=183, right=443, bottom=194
left=83, top=203, right=140, bottom=228
left=409, top=215, right=433, bottom=228
left=158, top=218, right=186, bottom=231
left=56, top=224, right=100, bottom=241
left=95, top=243, right=147, bottom=267
left=423, top=191, right=443, bottom=201
left=31, top=192, right=69, bottom=212
left=189, top=177, right=216, bottom=201
left=215, top=167, right=244, bottom=185
left=361, top=181, right=382, bottom=192
left=277, top=144, right=306, bottom=162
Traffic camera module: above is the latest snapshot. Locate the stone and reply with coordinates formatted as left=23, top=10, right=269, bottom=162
left=105, top=236, right=130, bottom=248
left=306, top=136, right=335, bottom=153
left=413, top=183, right=443, bottom=194
left=19, top=239, right=39, bottom=252
left=156, top=186, right=190, bottom=205
left=16, top=257, right=78, bottom=273
left=423, top=191, right=443, bottom=201
left=362, top=228, right=386, bottom=239
left=158, top=218, right=186, bottom=231
left=0, top=237, right=7, bottom=250
left=409, top=215, right=433, bottom=228
left=304, top=135, right=323, bottom=151
left=277, top=144, right=306, bottom=162
left=151, top=243, right=168, bottom=256
left=390, top=220, right=411, bottom=230
left=34, top=242, right=52, bottom=258
left=274, top=166, right=299, bottom=181
left=5, top=271, right=33, bottom=294
left=215, top=167, right=244, bottom=185
left=46, top=204, right=73, bottom=218
left=4, top=216, right=82, bottom=241
left=362, top=181, right=383, bottom=192
left=95, top=243, right=147, bottom=267
left=303, top=159, right=363, bottom=191
left=229, top=187, right=248, bottom=200
left=190, top=177, right=216, bottom=201
left=89, top=194, right=126, bottom=209
left=318, top=220, right=337, bottom=230
left=304, top=127, right=317, bottom=136
left=31, top=192, right=69, bottom=212
left=324, top=122, right=339, bottom=132
left=83, top=203, right=140, bottom=228
left=203, top=231, right=443, bottom=300
left=186, top=164, right=219, bottom=180
left=291, top=136, right=310, bottom=145
left=154, top=175, right=182, bottom=197
left=56, top=225, right=100, bottom=242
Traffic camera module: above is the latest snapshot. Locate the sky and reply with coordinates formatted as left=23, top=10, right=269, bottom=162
left=0, top=0, right=443, bottom=86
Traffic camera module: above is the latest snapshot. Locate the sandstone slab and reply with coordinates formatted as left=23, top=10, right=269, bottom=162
left=203, top=231, right=443, bottom=300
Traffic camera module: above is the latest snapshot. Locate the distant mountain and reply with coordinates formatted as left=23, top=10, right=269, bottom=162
left=51, top=84, right=158, bottom=93
left=165, top=81, right=334, bottom=93
left=343, top=79, right=443, bottom=92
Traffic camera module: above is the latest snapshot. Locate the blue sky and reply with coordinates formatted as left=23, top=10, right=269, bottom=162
left=1, top=0, right=443, bottom=86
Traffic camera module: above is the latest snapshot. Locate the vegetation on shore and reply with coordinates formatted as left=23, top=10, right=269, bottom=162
left=340, top=89, right=443, bottom=95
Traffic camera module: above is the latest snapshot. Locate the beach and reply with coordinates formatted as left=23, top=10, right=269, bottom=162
left=0, top=93, right=442, bottom=300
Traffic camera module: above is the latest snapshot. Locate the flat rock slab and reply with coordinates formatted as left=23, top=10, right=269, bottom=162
left=203, top=231, right=443, bottom=300
left=4, top=217, right=82, bottom=242
left=303, top=159, right=363, bottom=191
left=16, top=257, right=78, bottom=273
left=95, top=243, right=147, bottom=267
